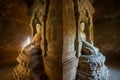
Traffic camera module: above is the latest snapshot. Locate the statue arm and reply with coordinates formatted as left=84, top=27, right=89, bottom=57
left=81, top=39, right=99, bottom=54
left=82, top=39, right=94, bottom=49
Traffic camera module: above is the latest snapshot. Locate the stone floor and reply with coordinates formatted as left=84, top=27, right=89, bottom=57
left=0, top=53, right=120, bottom=80
left=105, top=52, right=120, bottom=80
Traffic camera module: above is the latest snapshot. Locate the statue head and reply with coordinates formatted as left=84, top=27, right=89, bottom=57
left=80, top=22, right=85, bottom=31
left=36, top=24, right=42, bottom=33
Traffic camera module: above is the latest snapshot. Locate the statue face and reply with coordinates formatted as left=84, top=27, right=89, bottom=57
left=80, top=22, right=85, bottom=31
left=36, top=24, right=41, bottom=32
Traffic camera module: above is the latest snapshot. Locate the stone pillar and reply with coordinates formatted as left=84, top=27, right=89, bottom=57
left=62, top=0, right=78, bottom=80
left=43, top=0, right=62, bottom=79
left=43, top=0, right=78, bottom=80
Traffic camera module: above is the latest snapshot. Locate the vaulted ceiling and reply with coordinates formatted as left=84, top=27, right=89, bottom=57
left=0, top=0, right=120, bottom=22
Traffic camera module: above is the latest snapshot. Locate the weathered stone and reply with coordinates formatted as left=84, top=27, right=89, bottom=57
left=12, top=43, right=47, bottom=80
left=77, top=52, right=109, bottom=80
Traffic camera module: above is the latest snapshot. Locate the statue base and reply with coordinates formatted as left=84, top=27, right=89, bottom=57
left=77, top=52, right=109, bottom=80
left=12, top=44, right=47, bottom=80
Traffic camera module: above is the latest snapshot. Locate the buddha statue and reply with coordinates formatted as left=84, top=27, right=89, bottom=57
left=32, top=23, right=42, bottom=45
left=79, top=22, right=99, bottom=55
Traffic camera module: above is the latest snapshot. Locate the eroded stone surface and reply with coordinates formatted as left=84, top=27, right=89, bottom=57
left=12, top=43, right=47, bottom=80
left=77, top=52, right=109, bottom=80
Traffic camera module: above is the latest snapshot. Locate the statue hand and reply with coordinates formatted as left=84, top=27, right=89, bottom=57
left=80, top=37, right=84, bottom=42
left=94, top=47, right=99, bottom=55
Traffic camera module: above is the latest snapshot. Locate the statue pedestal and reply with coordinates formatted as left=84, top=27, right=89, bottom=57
left=12, top=53, right=31, bottom=80
left=77, top=52, right=109, bottom=80
left=12, top=44, right=47, bottom=80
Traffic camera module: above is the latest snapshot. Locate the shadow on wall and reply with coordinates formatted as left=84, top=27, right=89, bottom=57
left=94, top=18, right=120, bottom=53
left=93, top=0, right=120, bottom=54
